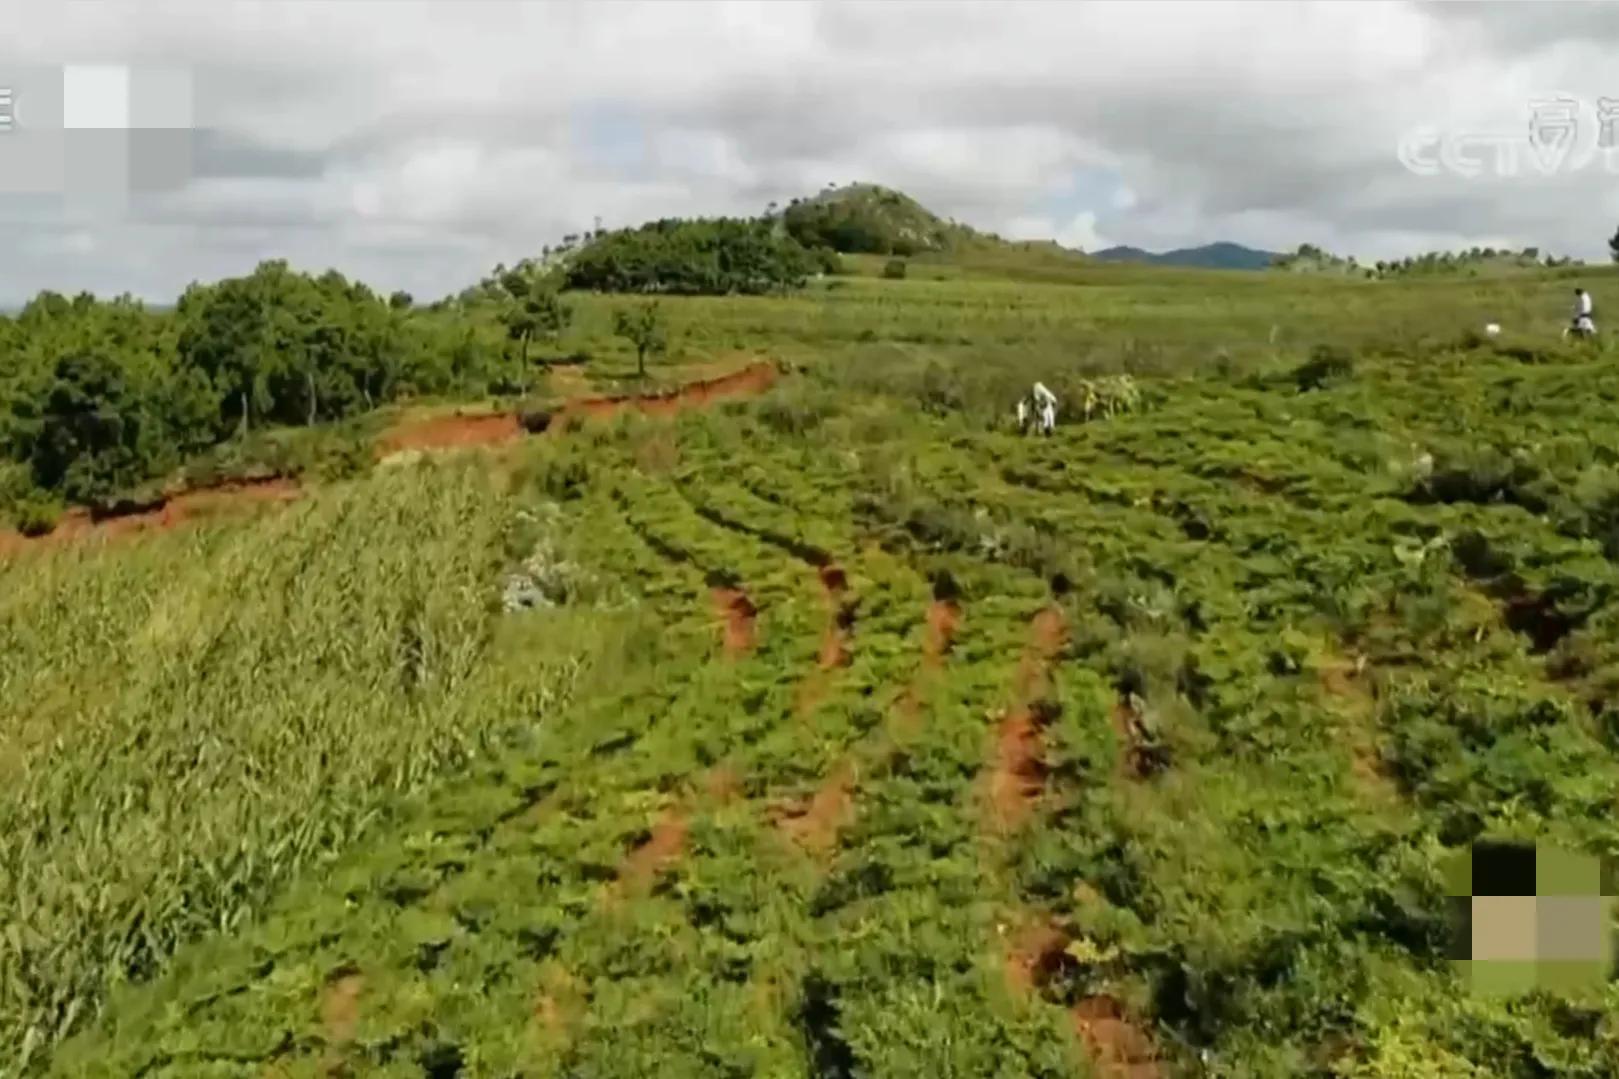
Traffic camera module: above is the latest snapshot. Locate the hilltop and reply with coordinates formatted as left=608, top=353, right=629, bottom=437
left=777, top=182, right=986, bottom=256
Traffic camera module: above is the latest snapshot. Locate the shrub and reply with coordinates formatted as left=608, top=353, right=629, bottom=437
left=13, top=493, right=62, bottom=536
left=1293, top=344, right=1355, bottom=391
left=882, top=258, right=908, bottom=280
left=519, top=408, right=554, bottom=434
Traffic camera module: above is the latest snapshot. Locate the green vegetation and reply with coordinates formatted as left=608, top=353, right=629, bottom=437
left=612, top=301, right=668, bottom=378
left=5, top=185, right=1619, bottom=1076
left=780, top=182, right=979, bottom=256
left=0, top=263, right=515, bottom=520
left=25, top=317, right=1619, bottom=1077
left=563, top=217, right=818, bottom=296
left=1277, top=243, right=1582, bottom=279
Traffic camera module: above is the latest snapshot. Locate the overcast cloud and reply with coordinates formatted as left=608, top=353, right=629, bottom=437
left=2, top=0, right=1617, bottom=304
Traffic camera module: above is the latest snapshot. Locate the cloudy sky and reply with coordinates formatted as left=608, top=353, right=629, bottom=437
left=2, top=0, right=1617, bottom=304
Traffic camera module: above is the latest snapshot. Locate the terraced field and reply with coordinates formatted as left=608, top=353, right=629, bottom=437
left=13, top=332, right=1618, bottom=1078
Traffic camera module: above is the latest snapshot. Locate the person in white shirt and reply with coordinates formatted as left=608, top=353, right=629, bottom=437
left=1572, top=288, right=1596, bottom=337
left=1031, top=382, right=1058, bottom=436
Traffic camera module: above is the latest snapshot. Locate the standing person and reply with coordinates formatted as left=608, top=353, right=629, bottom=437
left=1016, top=395, right=1030, bottom=434
left=1572, top=287, right=1596, bottom=337
left=1031, top=381, right=1058, bottom=436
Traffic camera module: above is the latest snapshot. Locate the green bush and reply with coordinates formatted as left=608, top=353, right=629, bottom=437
left=1293, top=344, right=1355, bottom=391
left=12, top=493, right=62, bottom=536
left=564, top=217, right=814, bottom=295
left=882, top=258, right=908, bottom=280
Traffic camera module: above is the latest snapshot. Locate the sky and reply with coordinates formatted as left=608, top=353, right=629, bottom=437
left=2, top=0, right=1618, bottom=304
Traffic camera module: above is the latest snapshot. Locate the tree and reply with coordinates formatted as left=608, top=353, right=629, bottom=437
left=27, top=352, right=173, bottom=505
left=1609, top=225, right=1619, bottom=263
left=389, top=290, right=413, bottom=310
left=497, top=271, right=572, bottom=375
left=613, top=301, right=667, bottom=379
left=564, top=216, right=814, bottom=296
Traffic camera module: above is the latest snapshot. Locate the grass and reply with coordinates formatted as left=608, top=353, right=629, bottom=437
left=7, top=253, right=1619, bottom=1076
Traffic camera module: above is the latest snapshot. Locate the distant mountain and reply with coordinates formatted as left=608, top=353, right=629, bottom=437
left=1091, top=241, right=1281, bottom=271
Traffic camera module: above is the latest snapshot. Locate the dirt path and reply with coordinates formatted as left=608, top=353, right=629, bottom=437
left=815, top=564, right=855, bottom=671
left=796, top=564, right=856, bottom=716
left=1070, top=996, right=1164, bottom=1079
left=712, top=587, right=758, bottom=657
left=376, top=410, right=523, bottom=456
left=776, top=759, right=857, bottom=858
left=922, top=598, right=961, bottom=665
left=1000, top=917, right=1164, bottom=1078
left=784, top=580, right=954, bottom=856
left=1316, top=647, right=1396, bottom=803
left=615, top=810, right=689, bottom=899
left=0, top=477, right=301, bottom=558
left=556, top=362, right=778, bottom=426
left=985, top=606, right=1068, bottom=832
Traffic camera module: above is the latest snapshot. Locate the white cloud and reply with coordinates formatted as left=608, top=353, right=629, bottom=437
left=0, top=0, right=1614, bottom=302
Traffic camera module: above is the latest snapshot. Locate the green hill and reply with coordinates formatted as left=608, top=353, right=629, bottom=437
left=778, top=182, right=984, bottom=256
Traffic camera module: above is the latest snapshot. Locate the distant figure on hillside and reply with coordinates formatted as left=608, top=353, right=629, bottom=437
left=1031, top=381, right=1058, bottom=436
left=1016, top=395, right=1031, bottom=433
left=1570, top=287, right=1596, bottom=338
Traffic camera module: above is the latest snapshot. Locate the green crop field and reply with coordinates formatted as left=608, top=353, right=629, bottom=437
left=6, top=252, right=1619, bottom=1077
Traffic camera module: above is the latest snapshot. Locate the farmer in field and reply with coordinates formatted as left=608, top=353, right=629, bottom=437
left=1571, top=287, right=1596, bottom=338
left=1032, top=381, right=1058, bottom=436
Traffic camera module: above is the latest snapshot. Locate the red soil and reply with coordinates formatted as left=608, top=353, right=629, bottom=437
left=778, top=759, right=856, bottom=856
left=703, top=764, right=744, bottom=805
left=1000, top=919, right=1164, bottom=1078
left=712, top=587, right=758, bottom=657
left=1012, top=605, right=1067, bottom=705
left=1002, top=918, right=1072, bottom=997
left=557, top=362, right=778, bottom=426
left=0, top=477, right=301, bottom=557
left=989, top=708, right=1047, bottom=831
left=616, top=811, right=688, bottom=897
left=376, top=410, right=522, bottom=455
left=923, top=599, right=961, bottom=664
left=816, top=564, right=854, bottom=671
left=1070, top=996, right=1165, bottom=1079
left=988, top=607, right=1068, bottom=829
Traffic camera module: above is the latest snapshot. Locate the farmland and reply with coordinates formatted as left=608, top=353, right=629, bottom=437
left=5, top=256, right=1619, bottom=1077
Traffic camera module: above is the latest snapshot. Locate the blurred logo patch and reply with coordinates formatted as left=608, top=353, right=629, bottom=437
left=1444, top=839, right=1618, bottom=998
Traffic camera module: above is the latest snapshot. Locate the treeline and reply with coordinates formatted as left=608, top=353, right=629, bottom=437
left=562, top=217, right=837, bottom=295
left=1373, top=246, right=1577, bottom=277
left=1275, top=242, right=1579, bottom=279
left=0, top=213, right=845, bottom=528
left=0, top=262, right=516, bottom=523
